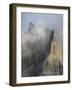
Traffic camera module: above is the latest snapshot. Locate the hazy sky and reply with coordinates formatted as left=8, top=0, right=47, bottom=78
left=21, top=12, right=63, bottom=32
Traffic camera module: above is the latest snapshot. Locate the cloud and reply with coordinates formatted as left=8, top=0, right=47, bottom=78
left=35, top=18, right=46, bottom=30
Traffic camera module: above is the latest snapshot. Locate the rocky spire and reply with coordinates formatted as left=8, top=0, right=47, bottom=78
left=28, top=22, right=35, bottom=32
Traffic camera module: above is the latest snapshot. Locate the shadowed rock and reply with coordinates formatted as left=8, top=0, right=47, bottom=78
left=41, top=32, right=63, bottom=76
left=21, top=26, right=54, bottom=77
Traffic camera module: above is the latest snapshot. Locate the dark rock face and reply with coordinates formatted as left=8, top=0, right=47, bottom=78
left=21, top=28, right=54, bottom=77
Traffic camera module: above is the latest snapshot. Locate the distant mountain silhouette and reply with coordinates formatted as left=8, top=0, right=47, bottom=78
left=28, top=22, right=35, bottom=32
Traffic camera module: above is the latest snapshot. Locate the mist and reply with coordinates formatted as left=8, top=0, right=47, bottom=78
left=21, top=13, right=63, bottom=77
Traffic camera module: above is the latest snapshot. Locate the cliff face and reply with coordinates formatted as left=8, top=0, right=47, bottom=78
left=42, top=33, right=63, bottom=76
